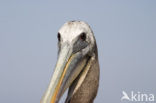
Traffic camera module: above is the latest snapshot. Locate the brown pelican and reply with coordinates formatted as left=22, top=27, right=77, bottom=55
left=41, top=21, right=100, bottom=103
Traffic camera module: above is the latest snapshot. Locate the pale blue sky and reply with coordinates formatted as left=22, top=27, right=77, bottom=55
left=0, top=0, right=156, bottom=103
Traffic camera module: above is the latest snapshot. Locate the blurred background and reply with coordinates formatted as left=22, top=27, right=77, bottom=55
left=0, top=0, right=156, bottom=103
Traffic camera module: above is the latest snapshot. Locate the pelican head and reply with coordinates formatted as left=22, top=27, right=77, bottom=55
left=41, top=21, right=99, bottom=103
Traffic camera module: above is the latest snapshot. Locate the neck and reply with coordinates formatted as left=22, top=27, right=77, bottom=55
left=66, top=51, right=100, bottom=103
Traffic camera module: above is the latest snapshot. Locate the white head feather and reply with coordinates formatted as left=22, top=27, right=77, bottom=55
left=58, top=21, right=95, bottom=56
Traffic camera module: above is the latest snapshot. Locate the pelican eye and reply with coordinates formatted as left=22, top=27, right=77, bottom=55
left=80, top=32, right=86, bottom=41
left=73, top=32, right=88, bottom=53
left=57, top=32, right=61, bottom=42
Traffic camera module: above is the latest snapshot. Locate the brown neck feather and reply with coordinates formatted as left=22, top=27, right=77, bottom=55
left=65, top=46, right=100, bottom=103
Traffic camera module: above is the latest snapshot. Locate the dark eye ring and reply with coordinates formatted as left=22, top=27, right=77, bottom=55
left=57, top=32, right=61, bottom=41
left=80, top=32, right=86, bottom=41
